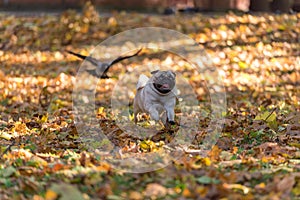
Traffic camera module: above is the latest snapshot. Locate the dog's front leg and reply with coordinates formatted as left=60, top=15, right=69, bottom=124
left=165, top=102, right=176, bottom=125
left=147, top=104, right=162, bottom=122
left=166, top=109, right=175, bottom=125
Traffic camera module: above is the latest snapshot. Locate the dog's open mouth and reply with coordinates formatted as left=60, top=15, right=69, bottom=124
left=154, top=83, right=173, bottom=93
left=160, top=84, right=170, bottom=89
left=156, top=83, right=171, bottom=90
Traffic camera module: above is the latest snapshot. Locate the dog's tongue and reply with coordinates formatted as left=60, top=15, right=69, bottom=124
left=161, top=84, right=170, bottom=89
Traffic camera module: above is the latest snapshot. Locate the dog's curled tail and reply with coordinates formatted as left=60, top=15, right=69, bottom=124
left=136, top=74, right=149, bottom=90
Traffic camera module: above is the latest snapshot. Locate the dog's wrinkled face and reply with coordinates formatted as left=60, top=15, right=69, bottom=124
left=151, top=70, right=176, bottom=94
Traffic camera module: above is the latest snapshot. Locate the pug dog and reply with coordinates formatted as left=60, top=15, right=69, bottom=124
left=133, top=70, right=177, bottom=126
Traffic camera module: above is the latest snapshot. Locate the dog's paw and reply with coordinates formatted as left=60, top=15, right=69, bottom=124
left=168, top=121, right=176, bottom=125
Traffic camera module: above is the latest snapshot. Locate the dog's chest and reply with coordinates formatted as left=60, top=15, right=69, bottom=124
left=142, top=84, right=175, bottom=103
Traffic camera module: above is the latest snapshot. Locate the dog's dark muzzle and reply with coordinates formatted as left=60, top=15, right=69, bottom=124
left=153, top=77, right=175, bottom=94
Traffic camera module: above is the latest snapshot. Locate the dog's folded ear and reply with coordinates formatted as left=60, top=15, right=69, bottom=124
left=171, top=71, right=176, bottom=77
left=151, top=70, right=159, bottom=74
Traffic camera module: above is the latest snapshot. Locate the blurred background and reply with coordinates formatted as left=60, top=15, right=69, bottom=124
left=0, top=0, right=299, bottom=13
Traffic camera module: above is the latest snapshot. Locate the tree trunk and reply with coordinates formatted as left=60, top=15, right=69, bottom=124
left=271, top=0, right=294, bottom=12
left=250, top=0, right=270, bottom=11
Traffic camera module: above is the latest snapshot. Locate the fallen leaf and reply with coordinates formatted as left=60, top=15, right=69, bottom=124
left=223, top=183, right=250, bottom=194
left=50, top=183, right=84, bottom=200
left=276, top=175, right=295, bottom=194
left=45, top=189, right=58, bottom=200
left=196, top=176, right=220, bottom=184
left=1, top=166, right=16, bottom=178
left=144, top=183, right=167, bottom=198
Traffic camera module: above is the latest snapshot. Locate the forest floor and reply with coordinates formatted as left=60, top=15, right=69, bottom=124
left=0, top=4, right=299, bottom=200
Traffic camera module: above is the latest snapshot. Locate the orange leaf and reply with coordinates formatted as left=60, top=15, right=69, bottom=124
left=45, top=189, right=58, bottom=200
left=52, top=163, right=64, bottom=172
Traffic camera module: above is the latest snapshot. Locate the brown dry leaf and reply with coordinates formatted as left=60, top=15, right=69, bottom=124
left=208, top=145, right=222, bottom=162
left=30, top=155, right=48, bottom=167
left=144, top=183, right=168, bottom=198
left=254, top=142, right=297, bottom=159
left=96, top=183, right=113, bottom=198
left=276, top=175, right=295, bottom=194
left=33, top=195, right=45, bottom=200
left=285, top=112, right=300, bottom=124
left=129, top=191, right=143, bottom=200
left=286, top=124, right=300, bottom=136
left=223, top=118, right=239, bottom=131
left=0, top=9, right=299, bottom=200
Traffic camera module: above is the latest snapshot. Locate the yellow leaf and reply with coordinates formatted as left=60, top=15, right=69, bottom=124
left=41, top=55, right=48, bottom=62
left=108, top=17, right=117, bottom=27
left=256, top=182, right=266, bottom=189
left=278, top=25, right=286, bottom=31
left=140, top=141, right=150, bottom=152
left=202, top=157, right=211, bottom=166
left=97, top=107, right=104, bottom=114
left=238, top=61, right=248, bottom=69
left=0, top=131, right=12, bottom=140
left=223, top=183, right=250, bottom=194
left=140, top=140, right=157, bottom=152
left=219, top=24, right=228, bottom=31
left=128, top=113, right=134, bottom=121
left=261, top=157, right=269, bottom=163
left=292, top=181, right=300, bottom=196
left=288, top=143, right=300, bottom=148
left=40, top=113, right=48, bottom=123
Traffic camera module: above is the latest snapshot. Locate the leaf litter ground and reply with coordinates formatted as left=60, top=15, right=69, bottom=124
left=0, top=5, right=299, bottom=200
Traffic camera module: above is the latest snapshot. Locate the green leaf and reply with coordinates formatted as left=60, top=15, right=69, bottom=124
left=1, top=166, right=16, bottom=178
left=0, top=178, right=14, bottom=187
left=266, top=112, right=276, bottom=123
left=255, top=111, right=276, bottom=122
left=24, top=143, right=37, bottom=151
left=268, top=120, right=278, bottom=130
left=196, top=176, right=220, bottom=184
left=255, top=111, right=277, bottom=129
left=107, top=195, right=124, bottom=200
